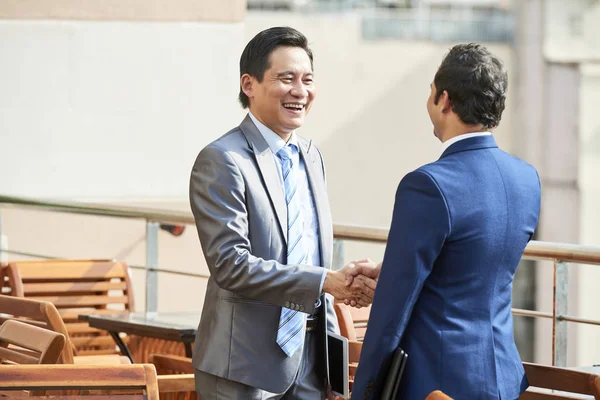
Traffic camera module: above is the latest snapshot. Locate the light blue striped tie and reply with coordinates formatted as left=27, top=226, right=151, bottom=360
left=276, top=144, right=306, bottom=357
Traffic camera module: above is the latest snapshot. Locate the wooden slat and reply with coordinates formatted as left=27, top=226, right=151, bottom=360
left=76, top=348, right=123, bottom=356
left=15, top=262, right=127, bottom=280
left=151, top=354, right=194, bottom=375
left=70, top=336, right=117, bottom=347
left=64, top=322, right=102, bottom=334
left=23, top=281, right=127, bottom=294
left=31, top=295, right=129, bottom=308
left=18, top=396, right=147, bottom=399
left=59, top=309, right=126, bottom=320
left=0, top=347, right=39, bottom=364
left=73, top=355, right=131, bottom=365
left=156, top=375, right=195, bottom=393
left=0, top=364, right=154, bottom=388
left=524, top=363, right=596, bottom=395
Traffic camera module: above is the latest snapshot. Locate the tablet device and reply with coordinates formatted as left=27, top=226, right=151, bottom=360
left=326, top=331, right=349, bottom=399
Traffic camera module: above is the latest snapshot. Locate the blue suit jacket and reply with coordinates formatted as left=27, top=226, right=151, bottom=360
left=352, top=136, right=541, bottom=400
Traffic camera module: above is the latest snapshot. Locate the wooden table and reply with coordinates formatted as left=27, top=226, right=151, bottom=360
left=80, top=312, right=198, bottom=363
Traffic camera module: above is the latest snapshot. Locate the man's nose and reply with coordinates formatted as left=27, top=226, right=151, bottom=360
left=290, top=82, right=308, bottom=98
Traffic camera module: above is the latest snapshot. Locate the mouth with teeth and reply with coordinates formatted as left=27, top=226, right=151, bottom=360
left=282, top=103, right=305, bottom=114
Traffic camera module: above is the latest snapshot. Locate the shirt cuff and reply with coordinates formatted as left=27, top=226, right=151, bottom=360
left=318, top=268, right=327, bottom=294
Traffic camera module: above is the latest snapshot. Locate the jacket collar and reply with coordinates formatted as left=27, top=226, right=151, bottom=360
left=440, top=135, right=498, bottom=159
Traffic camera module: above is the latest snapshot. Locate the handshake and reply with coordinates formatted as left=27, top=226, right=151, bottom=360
left=322, top=259, right=382, bottom=308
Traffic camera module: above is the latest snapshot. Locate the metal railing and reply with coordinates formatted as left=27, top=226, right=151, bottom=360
left=1, top=194, right=600, bottom=367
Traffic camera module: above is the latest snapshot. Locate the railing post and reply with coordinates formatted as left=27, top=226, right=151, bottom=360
left=145, top=220, right=159, bottom=312
left=332, top=238, right=344, bottom=271
left=552, top=260, right=568, bottom=367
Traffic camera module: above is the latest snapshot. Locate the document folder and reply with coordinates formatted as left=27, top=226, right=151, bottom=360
left=380, top=347, right=408, bottom=400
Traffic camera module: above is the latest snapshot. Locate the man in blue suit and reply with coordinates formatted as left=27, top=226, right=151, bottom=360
left=350, top=43, right=541, bottom=399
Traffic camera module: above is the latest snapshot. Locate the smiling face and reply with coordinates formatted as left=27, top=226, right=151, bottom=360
left=241, top=46, right=315, bottom=138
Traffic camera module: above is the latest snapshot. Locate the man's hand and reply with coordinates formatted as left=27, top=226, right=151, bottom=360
left=322, top=262, right=377, bottom=308
left=344, top=259, right=382, bottom=307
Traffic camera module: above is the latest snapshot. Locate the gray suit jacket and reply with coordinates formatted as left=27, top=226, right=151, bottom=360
left=189, top=115, right=339, bottom=393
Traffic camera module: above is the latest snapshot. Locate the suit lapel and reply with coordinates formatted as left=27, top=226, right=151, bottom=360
left=240, top=116, right=288, bottom=241
left=299, top=137, right=333, bottom=270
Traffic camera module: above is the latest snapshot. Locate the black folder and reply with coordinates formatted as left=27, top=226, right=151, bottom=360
left=380, top=347, right=408, bottom=400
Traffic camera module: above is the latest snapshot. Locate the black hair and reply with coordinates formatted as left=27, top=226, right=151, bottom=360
left=238, top=27, right=313, bottom=108
left=434, top=43, right=508, bottom=129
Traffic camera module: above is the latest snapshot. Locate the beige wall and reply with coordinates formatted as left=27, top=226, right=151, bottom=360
left=0, top=0, right=246, bottom=22
left=0, top=11, right=514, bottom=314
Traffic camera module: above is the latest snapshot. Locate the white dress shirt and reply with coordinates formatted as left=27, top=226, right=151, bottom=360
left=441, top=131, right=492, bottom=154
left=249, top=113, right=326, bottom=293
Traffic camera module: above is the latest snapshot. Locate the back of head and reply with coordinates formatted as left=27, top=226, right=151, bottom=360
left=434, top=43, right=507, bottom=129
left=238, top=26, right=313, bottom=108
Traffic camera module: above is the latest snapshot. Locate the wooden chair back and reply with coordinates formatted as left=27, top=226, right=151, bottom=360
left=334, top=301, right=371, bottom=341
left=521, top=362, right=600, bottom=399
left=0, top=294, right=74, bottom=363
left=152, top=354, right=197, bottom=400
left=0, top=364, right=159, bottom=398
left=425, top=391, right=454, bottom=399
left=0, top=319, right=65, bottom=365
left=5, top=260, right=135, bottom=357
left=348, top=340, right=362, bottom=393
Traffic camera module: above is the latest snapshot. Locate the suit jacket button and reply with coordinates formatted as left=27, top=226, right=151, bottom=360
left=284, top=301, right=291, bottom=308
left=299, top=305, right=304, bottom=312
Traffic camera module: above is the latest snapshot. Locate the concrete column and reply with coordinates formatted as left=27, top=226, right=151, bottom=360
left=515, top=0, right=581, bottom=365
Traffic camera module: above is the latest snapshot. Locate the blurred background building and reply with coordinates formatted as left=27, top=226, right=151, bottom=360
left=1, top=0, right=599, bottom=367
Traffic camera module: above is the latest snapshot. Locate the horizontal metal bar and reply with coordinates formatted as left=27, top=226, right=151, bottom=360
left=511, top=308, right=553, bottom=319
left=557, top=315, right=600, bottom=327
left=2, top=194, right=600, bottom=264
left=522, top=241, right=600, bottom=265
left=129, top=264, right=209, bottom=279
left=0, top=195, right=192, bottom=224
left=332, top=224, right=388, bottom=243
left=0, top=249, right=58, bottom=260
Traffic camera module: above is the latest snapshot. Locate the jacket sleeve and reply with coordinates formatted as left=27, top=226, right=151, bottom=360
left=351, top=169, right=451, bottom=399
left=189, top=144, right=324, bottom=312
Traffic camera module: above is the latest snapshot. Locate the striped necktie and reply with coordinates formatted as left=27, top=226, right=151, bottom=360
left=276, top=143, right=306, bottom=357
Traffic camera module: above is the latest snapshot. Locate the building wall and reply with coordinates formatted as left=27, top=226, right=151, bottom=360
left=11, top=7, right=597, bottom=365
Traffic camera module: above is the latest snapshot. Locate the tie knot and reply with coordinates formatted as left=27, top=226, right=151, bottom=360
left=277, top=144, right=295, bottom=161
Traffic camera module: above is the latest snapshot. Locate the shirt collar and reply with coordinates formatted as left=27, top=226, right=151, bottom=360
left=248, top=112, right=298, bottom=155
left=441, top=131, right=492, bottom=154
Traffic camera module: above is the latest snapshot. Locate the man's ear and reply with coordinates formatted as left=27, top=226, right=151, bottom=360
left=440, top=90, right=452, bottom=114
left=240, top=74, right=254, bottom=100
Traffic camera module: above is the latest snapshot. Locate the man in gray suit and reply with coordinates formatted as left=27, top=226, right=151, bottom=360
left=189, top=27, right=376, bottom=399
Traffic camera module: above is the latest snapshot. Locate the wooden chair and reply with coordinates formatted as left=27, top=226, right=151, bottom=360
left=425, top=390, right=453, bottom=399
left=0, top=319, right=65, bottom=365
left=334, top=301, right=371, bottom=341
left=521, top=362, right=600, bottom=399
left=348, top=340, right=362, bottom=392
left=152, top=354, right=197, bottom=400
left=4, top=259, right=186, bottom=363
left=335, top=301, right=371, bottom=394
left=0, top=294, right=129, bottom=365
left=0, top=294, right=74, bottom=363
left=4, top=260, right=135, bottom=357
left=0, top=364, right=160, bottom=398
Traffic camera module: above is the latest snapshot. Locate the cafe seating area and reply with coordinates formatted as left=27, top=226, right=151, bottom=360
left=1, top=259, right=599, bottom=399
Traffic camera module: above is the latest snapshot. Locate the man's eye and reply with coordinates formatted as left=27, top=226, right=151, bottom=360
left=304, top=79, right=313, bottom=84
left=281, top=78, right=293, bottom=83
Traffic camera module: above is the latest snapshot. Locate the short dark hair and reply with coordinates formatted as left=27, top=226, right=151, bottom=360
left=238, top=27, right=314, bottom=108
left=434, top=43, right=508, bottom=129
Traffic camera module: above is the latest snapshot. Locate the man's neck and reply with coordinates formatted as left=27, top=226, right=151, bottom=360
left=248, top=109, right=292, bottom=142
left=441, top=126, right=488, bottom=143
